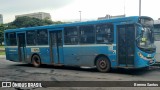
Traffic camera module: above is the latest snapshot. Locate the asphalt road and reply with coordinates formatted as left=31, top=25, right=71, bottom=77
left=0, top=55, right=160, bottom=90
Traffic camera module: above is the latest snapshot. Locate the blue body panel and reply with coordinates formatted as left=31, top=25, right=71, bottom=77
left=5, top=47, right=19, bottom=62
left=135, top=48, right=156, bottom=68
left=63, top=45, right=116, bottom=66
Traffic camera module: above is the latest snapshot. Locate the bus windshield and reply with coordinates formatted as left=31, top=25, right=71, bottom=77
left=137, top=17, right=156, bottom=53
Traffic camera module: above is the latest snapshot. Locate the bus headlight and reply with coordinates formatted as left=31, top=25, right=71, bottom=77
left=138, top=52, right=153, bottom=61
left=138, top=52, right=143, bottom=58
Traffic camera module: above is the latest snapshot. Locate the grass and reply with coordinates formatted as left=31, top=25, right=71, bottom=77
left=0, top=52, right=5, bottom=55
left=0, top=45, right=4, bottom=48
left=0, top=45, right=5, bottom=55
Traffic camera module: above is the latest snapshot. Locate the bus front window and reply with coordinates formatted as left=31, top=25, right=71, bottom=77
left=138, top=27, right=154, bottom=47
left=136, top=17, right=156, bottom=53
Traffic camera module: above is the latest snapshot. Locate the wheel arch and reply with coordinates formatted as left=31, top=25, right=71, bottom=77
left=30, top=53, right=41, bottom=63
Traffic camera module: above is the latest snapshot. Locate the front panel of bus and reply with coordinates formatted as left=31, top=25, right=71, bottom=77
left=135, top=17, right=156, bottom=68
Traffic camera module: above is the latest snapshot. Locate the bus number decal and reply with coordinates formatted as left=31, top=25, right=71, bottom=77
left=108, top=46, right=113, bottom=51
left=31, top=48, right=40, bottom=53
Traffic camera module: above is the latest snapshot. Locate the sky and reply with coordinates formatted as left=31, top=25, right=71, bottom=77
left=0, top=0, right=160, bottom=23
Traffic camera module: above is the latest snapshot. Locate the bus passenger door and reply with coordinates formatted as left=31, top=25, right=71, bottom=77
left=117, top=24, right=135, bottom=67
left=17, top=33, right=26, bottom=62
left=49, top=30, right=64, bottom=64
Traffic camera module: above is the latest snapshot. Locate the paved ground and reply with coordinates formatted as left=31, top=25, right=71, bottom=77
left=0, top=55, right=160, bottom=90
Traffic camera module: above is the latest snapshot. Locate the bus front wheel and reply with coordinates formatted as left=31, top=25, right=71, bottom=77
left=32, top=55, right=41, bottom=67
left=96, top=56, right=111, bottom=73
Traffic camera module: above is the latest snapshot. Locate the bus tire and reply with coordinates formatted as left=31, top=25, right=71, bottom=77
left=96, top=56, right=111, bottom=73
left=32, top=55, right=41, bottom=67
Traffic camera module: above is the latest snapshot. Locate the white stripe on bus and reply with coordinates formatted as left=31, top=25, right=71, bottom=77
left=63, top=44, right=116, bottom=47
left=5, top=44, right=116, bottom=48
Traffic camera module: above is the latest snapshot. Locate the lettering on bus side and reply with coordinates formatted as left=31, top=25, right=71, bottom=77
left=31, top=48, right=40, bottom=53
left=108, top=46, right=113, bottom=51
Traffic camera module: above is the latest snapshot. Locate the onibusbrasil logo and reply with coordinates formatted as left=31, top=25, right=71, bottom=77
left=2, top=82, right=42, bottom=88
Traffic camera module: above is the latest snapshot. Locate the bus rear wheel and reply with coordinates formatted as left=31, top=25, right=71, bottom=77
left=96, top=56, right=111, bottom=73
left=32, top=55, right=41, bottom=67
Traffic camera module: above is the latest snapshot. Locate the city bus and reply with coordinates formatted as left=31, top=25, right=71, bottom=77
left=153, top=21, right=160, bottom=62
left=4, top=16, right=156, bottom=72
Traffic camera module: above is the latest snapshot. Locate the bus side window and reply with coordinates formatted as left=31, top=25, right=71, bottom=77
left=27, top=31, right=37, bottom=45
left=79, top=25, right=95, bottom=44
left=37, top=30, right=48, bottom=45
left=96, top=24, right=114, bottom=44
left=5, top=33, right=17, bottom=46
left=64, top=27, right=78, bottom=45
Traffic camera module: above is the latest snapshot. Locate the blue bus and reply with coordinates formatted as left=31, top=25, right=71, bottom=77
left=4, top=16, right=156, bottom=72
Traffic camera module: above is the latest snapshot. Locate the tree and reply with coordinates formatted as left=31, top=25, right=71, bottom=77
left=8, top=16, right=66, bottom=29
left=9, top=16, right=53, bottom=28
left=43, top=18, right=54, bottom=25
left=0, top=24, right=6, bottom=45
left=0, top=16, right=67, bottom=44
left=53, top=21, right=64, bottom=24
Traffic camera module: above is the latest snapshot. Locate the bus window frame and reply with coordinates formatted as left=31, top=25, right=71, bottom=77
left=5, top=32, right=17, bottom=46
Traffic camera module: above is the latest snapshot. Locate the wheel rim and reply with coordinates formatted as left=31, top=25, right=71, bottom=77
left=99, top=59, right=107, bottom=69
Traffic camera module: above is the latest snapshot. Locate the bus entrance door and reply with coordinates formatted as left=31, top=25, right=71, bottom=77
left=49, top=30, right=64, bottom=64
left=117, top=24, right=135, bottom=67
left=17, top=33, right=26, bottom=62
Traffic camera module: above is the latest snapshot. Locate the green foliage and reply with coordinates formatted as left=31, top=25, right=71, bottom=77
left=9, top=16, right=54, bottom=28
left=0, top=51, right=5, bottom=55
left=6, top=16, right=66, bottom=29
left=0, top=24, right=6, bottom=45
left=0, top=45, right=5, bottom=55
left=53, top=21, right=65, bottom=24
left=0, top=16, right=67, bottom=44
left=0, top=45, right=4, bottom=48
